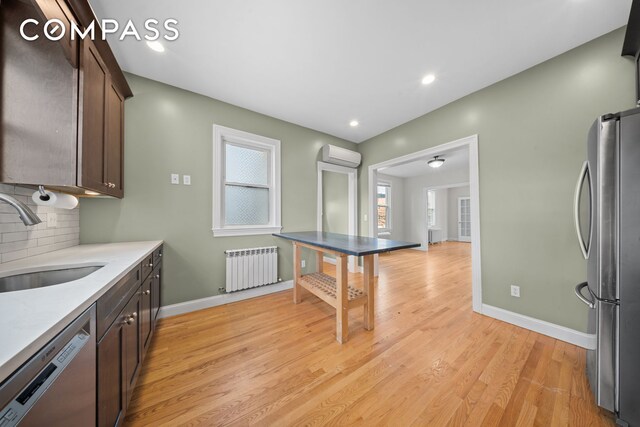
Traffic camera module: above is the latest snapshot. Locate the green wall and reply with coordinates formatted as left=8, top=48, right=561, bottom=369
left=80, top=73, right=356, bottom=306
left=356, top=28, right=635, bottom=331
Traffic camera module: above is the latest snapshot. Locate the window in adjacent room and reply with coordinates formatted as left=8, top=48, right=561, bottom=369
left=427, top=189, right=436, bottom=227
left=213, top=125, right=281, bottom=236
left=377, top=182, right=391, bottom=231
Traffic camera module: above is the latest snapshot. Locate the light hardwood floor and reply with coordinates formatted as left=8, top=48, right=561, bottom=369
left=125, top=242, right=613, bottom=426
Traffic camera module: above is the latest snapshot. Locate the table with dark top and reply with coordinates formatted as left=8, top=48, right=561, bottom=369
left=274, top=231, right=420, bottom=343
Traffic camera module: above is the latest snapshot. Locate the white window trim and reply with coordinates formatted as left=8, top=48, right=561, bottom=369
left=377, top=181, right=392, bottom=233
left=212, top=125, right=282, bottom=237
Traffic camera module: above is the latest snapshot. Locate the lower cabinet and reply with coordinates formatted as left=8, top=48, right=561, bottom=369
left=140, top=275, right=153, bottom=356
left=97, top=246, right=162, bottom=427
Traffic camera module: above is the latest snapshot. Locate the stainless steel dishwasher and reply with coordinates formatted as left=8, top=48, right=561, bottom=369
left=0, top=305, right=96, bottom=426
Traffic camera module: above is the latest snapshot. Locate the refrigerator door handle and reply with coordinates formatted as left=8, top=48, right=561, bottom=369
left=574, top=160, right=591, bottom=259
left=575, top=282, right=596, bottom=309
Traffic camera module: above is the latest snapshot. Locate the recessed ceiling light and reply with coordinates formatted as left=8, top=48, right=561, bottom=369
left=349, top=120, right=359, bottom=127
left=422, top=74, right=436, bottom=85
left=146, top=40, right=165, bottom=53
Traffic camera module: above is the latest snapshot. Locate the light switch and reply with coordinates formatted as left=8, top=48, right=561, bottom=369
left=183, top=175, right=191, bottom=185
left=171, top=174, right=179, bottom=185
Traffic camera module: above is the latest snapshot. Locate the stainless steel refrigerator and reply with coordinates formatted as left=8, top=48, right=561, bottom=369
left=574, top=108, right=640, bottom=426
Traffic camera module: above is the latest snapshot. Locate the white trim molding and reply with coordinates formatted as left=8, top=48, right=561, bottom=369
left=158, top=280, right=293, bottom=319
left=481, top=304, right=596, bottom=349
left=212, top=125, right=282, bottom=237
left=367, top=134, right=481, bottom=311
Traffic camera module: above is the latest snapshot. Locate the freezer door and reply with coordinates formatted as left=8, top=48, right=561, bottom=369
left=586, top=300, right=617, bottom=412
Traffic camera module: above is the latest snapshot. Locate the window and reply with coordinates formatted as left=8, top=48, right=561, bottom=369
left=377, top=182, right=391, bottom=231
left=427, top=190, right=436, bottom=227
left=213, top=125, right=281, bottom=236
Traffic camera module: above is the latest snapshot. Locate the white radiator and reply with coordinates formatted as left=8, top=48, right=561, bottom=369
left=225, top=246, right=278, bottom=292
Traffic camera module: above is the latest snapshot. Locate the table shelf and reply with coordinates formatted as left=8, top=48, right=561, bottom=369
left=298, top=272, right=366, bottom=309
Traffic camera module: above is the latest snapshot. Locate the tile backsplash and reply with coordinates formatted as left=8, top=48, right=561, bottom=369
left=0, top=184, right=80, bottom=264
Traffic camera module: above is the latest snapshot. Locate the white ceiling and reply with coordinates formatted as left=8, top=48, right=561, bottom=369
left=89, top=0, right=632, bottom=143
left=379, top=147, right=469, bottom=178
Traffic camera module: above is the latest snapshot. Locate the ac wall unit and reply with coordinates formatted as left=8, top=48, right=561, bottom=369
left=322, top=144, right=362, bottom=168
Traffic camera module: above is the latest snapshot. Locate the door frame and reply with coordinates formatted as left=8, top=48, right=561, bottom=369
left=424, top=182, right=469, bottom=249
left=458, top=196, right=472, bottom=242
left=367, top=134, right=483, bottom=313
left=317, top=161, right=357, bottom=272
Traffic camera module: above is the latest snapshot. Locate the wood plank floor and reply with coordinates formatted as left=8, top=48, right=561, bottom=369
left=124, top=242, right=614, bottom=426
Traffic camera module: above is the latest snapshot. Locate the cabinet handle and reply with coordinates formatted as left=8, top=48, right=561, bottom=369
left=110, top=183, right=116, bottom=188
left=131, top=312, right=137, bottom=319
left=103, top=182, right=109, bottom=187
left=123, top=315, right=134, bottom=325
left=159, top=253, right=162, bottom=257
left=144, top=289, right=151, bottom=295
left=155, top=274, right=160, bottom=279
left=149, top=262, right=153, bottom=268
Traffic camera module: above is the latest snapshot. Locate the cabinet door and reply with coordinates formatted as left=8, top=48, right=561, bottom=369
left=78, top=39, right=107, bottom=192
left=140, top=276, right=152, bottom=358
left=97, top=314, right=125, bottom=427
left=34, top=0, right=79, bottom=67
left=104, top=80, right=124, bottom=198
left=151, top=263, right=162, bottom=327
left=123, top=291, right=142, bottom=406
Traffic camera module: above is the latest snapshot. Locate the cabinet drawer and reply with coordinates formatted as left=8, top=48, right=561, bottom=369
left=140, top=253, right=154, bottom=280
left=153, top=245, right=163, bottom=265
left=97, top=266, right=140, bottom=340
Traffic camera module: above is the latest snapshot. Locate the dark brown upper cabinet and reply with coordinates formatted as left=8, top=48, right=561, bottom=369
left=0, top=0, right=132, bottom=198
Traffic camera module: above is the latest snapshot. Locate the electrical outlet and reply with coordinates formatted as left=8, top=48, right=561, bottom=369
left=47, top=213, right=57, bottom=228
left=510, top=285, right=520, bottom=298
left=183, top=175, right=191, bottom=185
left=171, top=174, right=179, bottom=184
left=301, top=260, right=306, bottom=268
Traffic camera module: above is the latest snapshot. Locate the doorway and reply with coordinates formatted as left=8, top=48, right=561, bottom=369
left=367, top=135, right=482, bottom=312
left=317, top=161, right=357, bottom=272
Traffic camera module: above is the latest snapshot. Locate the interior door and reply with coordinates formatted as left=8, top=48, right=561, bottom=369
left=458, top=197, right=471, bottom=242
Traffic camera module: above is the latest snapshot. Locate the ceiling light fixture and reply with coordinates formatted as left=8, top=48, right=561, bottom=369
left=146, top=40, right=165, bottom=53
left=349, top=120, right=359, bottom=127
left=427, top=155, right=445, bottom=168
left=422, top=74, right=436, bottom=85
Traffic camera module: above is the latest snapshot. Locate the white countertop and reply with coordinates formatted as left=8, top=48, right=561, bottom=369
left=0, top=241, right=163, bottom=384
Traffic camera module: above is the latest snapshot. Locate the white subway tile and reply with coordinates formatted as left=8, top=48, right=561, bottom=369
left=38, top=237, right=55, bottom=246
left=3, top=249, right=28, bottom=263
left=0, top=184, right=15, bottom=194
left=2, top=232, right=27, bottom=243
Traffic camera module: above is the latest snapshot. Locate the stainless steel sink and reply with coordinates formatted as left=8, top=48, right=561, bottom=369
left=0, top=266, right=103, bottom=293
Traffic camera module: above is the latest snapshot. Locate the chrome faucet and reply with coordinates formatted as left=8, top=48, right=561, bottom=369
left=0, top=193, right=41, bottom=226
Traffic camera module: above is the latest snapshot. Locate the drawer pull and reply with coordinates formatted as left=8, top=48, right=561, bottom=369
left=155, top=274, right=160, bottom=279
left=143, top=290, right=151, bottom=295
left=149, top=262, right=153, bottom=268
left=123, top=315, right=134, bottom=325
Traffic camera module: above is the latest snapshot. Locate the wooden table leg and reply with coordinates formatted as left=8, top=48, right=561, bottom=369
left=363, top=254, right=374, bottom=330
left=316, top=250, right=324, bottom=274
left=293, top=243, right=302, bottom=303
left=336, top=254, right=349, bottom=343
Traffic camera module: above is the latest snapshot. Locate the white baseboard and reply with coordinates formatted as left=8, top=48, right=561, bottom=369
left=158, top=280, right=293, bottom=319
left=323, top=256, right=362, bottom=273
left=481, top=304, right=596, bottom=349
